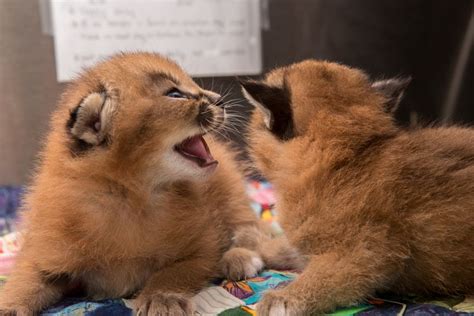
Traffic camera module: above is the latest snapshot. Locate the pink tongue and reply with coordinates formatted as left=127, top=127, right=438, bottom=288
left=181, top=135, right=213, bottom=161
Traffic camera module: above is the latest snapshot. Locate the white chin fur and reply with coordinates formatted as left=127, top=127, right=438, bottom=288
left=160, top=150, right=217, bottom=183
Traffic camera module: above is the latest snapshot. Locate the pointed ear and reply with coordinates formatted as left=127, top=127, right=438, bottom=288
left=66, top=92, right=116, bottom=148
left=240, top=79, right=294, bottom=140
left=371, top=77, right=411, bottom=113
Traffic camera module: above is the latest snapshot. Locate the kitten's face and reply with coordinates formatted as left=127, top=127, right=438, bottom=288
left=62, top=53, right=225, bottom=184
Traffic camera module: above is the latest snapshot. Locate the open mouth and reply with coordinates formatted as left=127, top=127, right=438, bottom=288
left=174, top=134, right=218, bottom=168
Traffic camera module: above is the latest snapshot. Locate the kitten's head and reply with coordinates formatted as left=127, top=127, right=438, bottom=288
left=55, top=52, right=225, bottom=185
left=240, top=60, right=410, bottom=175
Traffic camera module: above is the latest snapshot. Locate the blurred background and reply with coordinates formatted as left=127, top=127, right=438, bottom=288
left=1, top=0, right=473, bottom=185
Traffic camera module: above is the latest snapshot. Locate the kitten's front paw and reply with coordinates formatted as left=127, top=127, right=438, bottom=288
left=220, top=247, right=264, bottom=281
left=257, top=290, right=304, bottom=316
left=133, top=292, right=193, bottom=316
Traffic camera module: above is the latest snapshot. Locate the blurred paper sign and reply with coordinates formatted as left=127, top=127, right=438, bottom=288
left=50, top=0, right=261, bottom=82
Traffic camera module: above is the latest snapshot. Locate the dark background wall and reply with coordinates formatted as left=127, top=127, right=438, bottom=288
left=1, top=0, right=473, bottom=184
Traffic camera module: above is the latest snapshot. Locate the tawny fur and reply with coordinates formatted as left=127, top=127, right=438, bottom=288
left=243, top=60, right=474, bottom=315
left=0, top=52, right=292, bottom=315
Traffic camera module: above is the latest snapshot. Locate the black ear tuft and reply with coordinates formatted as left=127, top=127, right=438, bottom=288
left=372, top=77, right=411, bottom=113
left=240, top=79, right=294, bottom=140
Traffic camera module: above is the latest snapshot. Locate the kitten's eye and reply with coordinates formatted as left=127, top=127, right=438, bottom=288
left=166, top=89, right=187, bottom=99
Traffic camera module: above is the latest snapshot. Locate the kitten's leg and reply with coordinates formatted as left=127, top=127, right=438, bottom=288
left=257, top=248, right=400, bottom=315
left=0, top=256, right=66, bottom=315
left=133, top=256, right=216, bottom=316
left=220, top=225, right=304, bottom=281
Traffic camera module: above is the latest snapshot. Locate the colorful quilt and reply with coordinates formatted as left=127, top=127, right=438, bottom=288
left=0, top=182, right=473, bottom=315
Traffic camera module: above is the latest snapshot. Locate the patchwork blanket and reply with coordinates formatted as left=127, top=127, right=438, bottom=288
left=0, top=183, right=473, bottom=315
